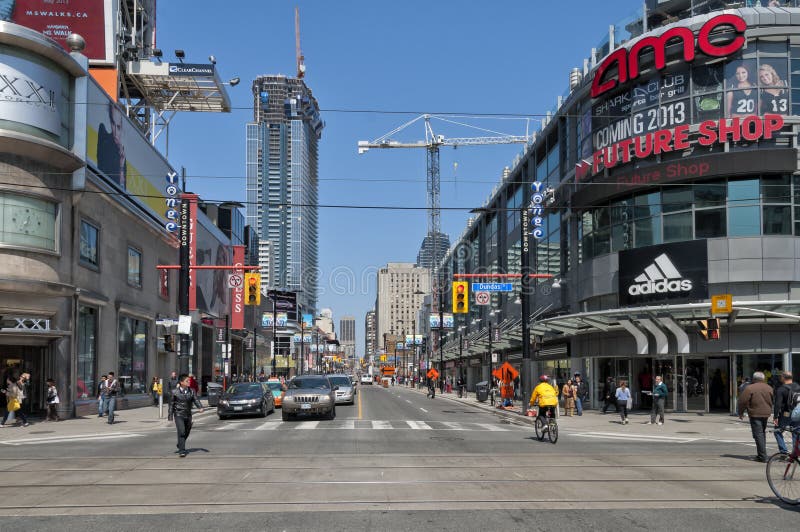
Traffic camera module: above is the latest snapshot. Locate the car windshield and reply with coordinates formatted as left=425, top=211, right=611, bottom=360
left=227, top=383, right=262, bottom=394
left=290, top=377, right=330, bottom=390
left=328, top=376, right=351, bottom=387
left=266, top=382, right=283, bottom=391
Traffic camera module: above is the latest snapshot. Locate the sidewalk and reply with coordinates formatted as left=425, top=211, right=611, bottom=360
left=398, top=383, right=755, bottom=442
left=0, top=404, right=216, bottom=443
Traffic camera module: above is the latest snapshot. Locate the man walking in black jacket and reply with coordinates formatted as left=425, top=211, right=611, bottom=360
left=168, top=374, right=204, bottom=457
left=774, top=371, right=800, bottom=454
left=602, top=376, right=617, bottom=414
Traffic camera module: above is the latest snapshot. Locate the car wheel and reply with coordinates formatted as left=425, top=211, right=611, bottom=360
left=259, top=401, right=267, bottom=418
left=218, top=415, right=227, bottom=420
left=282, top=409, right=291, bottom=421
left=270, top=402, right=276, bottom=414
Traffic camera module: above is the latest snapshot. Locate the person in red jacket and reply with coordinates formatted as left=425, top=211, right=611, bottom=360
left=187, top=374, right=199, bottom=395
left=737, top=371, right=774, bottom=462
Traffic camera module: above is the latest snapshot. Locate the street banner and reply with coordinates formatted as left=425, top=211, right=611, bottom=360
left=231, top=245, right=245, bottom=329
left=276, top=312, right=288, bottom=327
left=261, top=313, right=273, bottom=328
left=302, top=313, right=314, bottom=328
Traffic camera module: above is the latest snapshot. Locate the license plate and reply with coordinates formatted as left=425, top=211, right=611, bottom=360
left=233, top=406, right=243, bottom=411
left=300, top=403, right=311, bottom=410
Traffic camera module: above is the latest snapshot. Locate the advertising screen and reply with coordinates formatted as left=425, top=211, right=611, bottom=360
left=194, top=216, right=231, bottom=318
left=86, top=81, right=179, bottom=230
left=1, top=0, right=114, bottom=64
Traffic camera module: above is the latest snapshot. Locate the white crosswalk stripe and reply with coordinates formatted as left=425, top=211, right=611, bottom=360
left=0, top=432, right=144, bottom=446
left=211, top=419, right=523, bottom=432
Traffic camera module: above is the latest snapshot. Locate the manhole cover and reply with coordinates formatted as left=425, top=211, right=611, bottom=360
left=28, top=431, right=54, bottom=434
left=430, top=436, right=464, bottom=441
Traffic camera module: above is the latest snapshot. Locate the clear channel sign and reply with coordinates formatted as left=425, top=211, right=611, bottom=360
left=471, top=282, right=513, bottom=292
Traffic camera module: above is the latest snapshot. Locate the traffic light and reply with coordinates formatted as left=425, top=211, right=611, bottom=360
left=697, top=318, right=720, bottom=340
left=452, top=281, right=468, bottom=314
left=244, top=273, right=261, bottom=305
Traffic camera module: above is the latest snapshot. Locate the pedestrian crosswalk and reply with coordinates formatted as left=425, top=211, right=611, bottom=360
left=0, top=432, right=144, bottom=446
left=207, top=419, right=526, bottom=432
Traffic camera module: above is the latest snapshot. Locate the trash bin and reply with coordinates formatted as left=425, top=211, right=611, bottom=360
left=476, top=381, right=489, bottom=402
left=206, top=382, right=223, bottom=406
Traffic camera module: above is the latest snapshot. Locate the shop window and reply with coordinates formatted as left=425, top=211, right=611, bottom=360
left=729, top=206, right=760, bottom=237
left=79, top=220, right=99, bottom=267
left=695, top=209, right=726, bottom=239
left=0, top=192, right=58, bottom=252
left=77, top=306, right=97, bottom=399
left=763, top=205, right=792, bottom=235
left=662, top=187, right=692, bottom=213
left=118, top=316, right=147, bottom=394
left=127, top=247, right=142, bottom=287
left=694, top=183, right=726, bottom=208
left=663, top=212, right=692, bottom=242
left=762, top=175, right=791, bottom=204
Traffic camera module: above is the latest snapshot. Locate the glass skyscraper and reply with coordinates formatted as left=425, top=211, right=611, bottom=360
left=246, top=75, right=324, bottom=311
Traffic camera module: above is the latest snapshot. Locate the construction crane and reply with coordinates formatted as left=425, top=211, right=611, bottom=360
left=295, top=7, right=306, bottom=79
left=357, top=114, right=532, bottom=275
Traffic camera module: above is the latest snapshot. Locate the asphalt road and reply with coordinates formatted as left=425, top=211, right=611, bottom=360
left=0, top=384, right=798, bottom=530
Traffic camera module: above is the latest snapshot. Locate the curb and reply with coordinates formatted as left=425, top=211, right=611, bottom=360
left=398, top=384, right=535, bottom=426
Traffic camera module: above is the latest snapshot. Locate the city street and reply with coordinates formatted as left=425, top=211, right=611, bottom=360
left=0, top=385, right=797, bottom=531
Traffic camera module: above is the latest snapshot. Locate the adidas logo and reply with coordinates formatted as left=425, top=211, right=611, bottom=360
left=628, top=253, right=692, bottom=296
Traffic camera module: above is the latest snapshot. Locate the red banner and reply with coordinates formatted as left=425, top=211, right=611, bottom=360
left=231, top=246, right=245, bottom=329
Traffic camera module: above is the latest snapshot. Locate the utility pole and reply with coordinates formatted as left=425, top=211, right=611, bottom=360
left=439, top=275, right=444, bottom=393
left=520, top=203, right=533, bottom=411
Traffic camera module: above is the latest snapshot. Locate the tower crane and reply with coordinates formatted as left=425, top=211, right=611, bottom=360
left=295, top=7, right=306, bottom=79
left=357, top=114, right=532, bottom=276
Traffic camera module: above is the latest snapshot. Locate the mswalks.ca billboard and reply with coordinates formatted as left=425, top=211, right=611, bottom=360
left=618, top=240, right=708, bottom=306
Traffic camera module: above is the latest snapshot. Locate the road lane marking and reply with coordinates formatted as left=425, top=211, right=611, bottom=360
left=339, top=419, right=355, bottom=429
left=405, top=400, right=412, bottom=404
left=420, top=408, right=428, bottom=413
left=475, top=423, right=509, bottom=432
left=296, top=421, right=319, bottom=430
left=357, top=388, right=363, bottom=420
left=371, top=420, right=392, bottom=430
left=406, top=420, right=432, bottom=430
left=254, top=421, right=283, bottom=430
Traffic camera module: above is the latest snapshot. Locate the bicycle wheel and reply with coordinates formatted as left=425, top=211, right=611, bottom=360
left=534, top=417, right=545, bottom=441
left=548, top=422, right=559, bottom=444
left=766, top=453, right=800, bottom=505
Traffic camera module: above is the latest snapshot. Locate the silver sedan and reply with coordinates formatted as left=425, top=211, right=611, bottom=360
left=281, top=375, right=337, bottom=421
left=327, top=374, right=356, bottom=405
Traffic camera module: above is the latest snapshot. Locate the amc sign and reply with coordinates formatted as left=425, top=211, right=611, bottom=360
left=591, top=14, right=747, bottom=99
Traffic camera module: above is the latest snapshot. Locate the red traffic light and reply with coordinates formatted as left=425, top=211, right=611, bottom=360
left=456, top=284, right=465, bottom=294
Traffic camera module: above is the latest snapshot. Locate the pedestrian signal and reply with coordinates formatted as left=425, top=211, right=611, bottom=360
left=452, top=281, right=468, bottom=314
left=245, top=273, right=261, bottom=305
left=696, top=318, right=720, bottom=340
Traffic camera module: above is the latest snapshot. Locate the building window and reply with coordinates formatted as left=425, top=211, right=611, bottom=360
left=127, top=247, right=142, bottom=287
left=118, top=316, right=147, bottom=394
left=80, top=220, right=99, bottom=266
left=77, top=306, right=97, bottom=399
left=728, top=179, right=760, bottom=236
left=0, top=192, right=57, bottom=252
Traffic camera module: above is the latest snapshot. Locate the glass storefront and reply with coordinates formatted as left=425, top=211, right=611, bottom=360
left=118, top=316, right=147, bottom=394
left=76, top=306, right=97, bottom=399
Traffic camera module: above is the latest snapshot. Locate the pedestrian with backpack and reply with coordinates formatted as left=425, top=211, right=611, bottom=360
left=45, top=378, right=60, bottom=421
left=773, top=371, right=800, bottom=454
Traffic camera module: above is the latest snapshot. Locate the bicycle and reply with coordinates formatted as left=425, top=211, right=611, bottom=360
left=533, top=405, right=558, bottom=444
left=766, top=426, right=800, bottom=505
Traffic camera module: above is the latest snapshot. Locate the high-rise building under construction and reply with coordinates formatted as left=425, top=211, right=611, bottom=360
left=246, top=75, right=324, bottom=311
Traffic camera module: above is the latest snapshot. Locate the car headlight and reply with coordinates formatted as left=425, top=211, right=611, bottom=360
left=248, top=398, right=260, bottom=404
left=219, top=400, right=229, bottom=406
left=283, top=395, right=294, bottom=403
left=319, top=395, right=332, bottom=403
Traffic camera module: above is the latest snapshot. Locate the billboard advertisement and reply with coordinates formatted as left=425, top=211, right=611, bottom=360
left=1, top=0, right=115, bottom=64
left=86, top=81, right=180, bottom=231
left=194, top=216, right=231, bottom=318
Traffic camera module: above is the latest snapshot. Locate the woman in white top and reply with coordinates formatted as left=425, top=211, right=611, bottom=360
left=615, top=380, right=632, bottom=425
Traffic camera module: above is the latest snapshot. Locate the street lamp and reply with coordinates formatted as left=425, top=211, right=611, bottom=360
left=489, top=309, right=501, bottom=387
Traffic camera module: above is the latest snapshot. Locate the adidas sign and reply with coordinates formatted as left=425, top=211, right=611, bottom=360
left=627, top=253, right=693, bottom=296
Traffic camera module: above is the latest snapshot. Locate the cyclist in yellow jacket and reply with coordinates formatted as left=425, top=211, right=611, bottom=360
left=530, top=375, right=559, bottom=423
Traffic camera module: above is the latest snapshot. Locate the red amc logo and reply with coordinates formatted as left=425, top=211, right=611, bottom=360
left=591, top=14, right=747, bottom=99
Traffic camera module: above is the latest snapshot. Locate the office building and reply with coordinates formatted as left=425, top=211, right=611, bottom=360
left=416, top=231, right=451, bottom=271
left=376, top=263, right=430, bottom=352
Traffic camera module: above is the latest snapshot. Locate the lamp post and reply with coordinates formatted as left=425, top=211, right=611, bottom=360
left=458, top=325, right=465, bottom=384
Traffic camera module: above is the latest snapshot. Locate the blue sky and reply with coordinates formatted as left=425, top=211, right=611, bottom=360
left=156, top=0, right=642, bottom=352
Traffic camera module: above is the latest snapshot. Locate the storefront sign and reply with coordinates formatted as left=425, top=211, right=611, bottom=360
left=618, top=240, right=708, bottom=306
left=0, top=54, right=65, bottom=139
left=529, top=181, right=545, bottom=239
left=592, top=114, right=783, bottom=175
left=591, top=14, right=746, bottom=98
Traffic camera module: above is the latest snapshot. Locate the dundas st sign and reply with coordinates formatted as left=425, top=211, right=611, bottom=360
left=584, top=13, right=788, bottom=178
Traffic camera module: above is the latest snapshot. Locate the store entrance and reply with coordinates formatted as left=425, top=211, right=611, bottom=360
left=1, top=345, right=47, bottom=415
left=707, top=356, right=731, bottom=412
left=684, top=358, right=706, bottom=411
